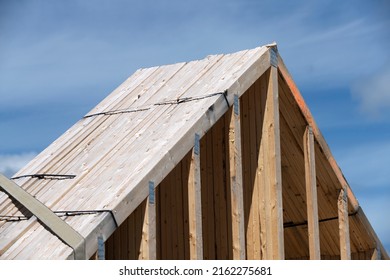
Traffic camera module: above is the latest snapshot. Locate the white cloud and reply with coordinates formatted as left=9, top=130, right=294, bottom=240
left=351, top=66, right=390, bottom=118
left=0, top=152, right=37, bottom=178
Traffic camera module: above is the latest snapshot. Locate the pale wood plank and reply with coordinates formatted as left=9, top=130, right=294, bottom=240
left=303, top=126, right=321, bottom=259
left=338, top=187, right=351, bottom=260
left=187, top=134, right=203, bottom=259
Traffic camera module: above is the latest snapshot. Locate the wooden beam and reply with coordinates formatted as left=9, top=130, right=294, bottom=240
left=188, top=134, right=203, bottom=259
left=229, top=95, right=246, bottom=260
left=338, top=187, right=351, bottom=260
left=303, top=126, right=321, bottom=260
left=259, top=61, right=284, bottom=259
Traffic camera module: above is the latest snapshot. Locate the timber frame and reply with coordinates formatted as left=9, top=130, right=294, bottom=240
left=0, top=44, right=388, bottom=260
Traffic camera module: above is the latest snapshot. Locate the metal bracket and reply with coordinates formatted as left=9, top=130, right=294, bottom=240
left=97, top=236, right=105, bottom=260
left=270, top=48, right=278, bottom=67
left=233, top=94, right=239, bottom=116
left=194, top=133, right=200, bottom=155
left=149, top=181, right=155, bottom=205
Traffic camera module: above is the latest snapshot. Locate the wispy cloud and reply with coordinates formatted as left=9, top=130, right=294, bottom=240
left=0, top=152, right=37, bottom=178
left=351, top=65, right=390, bottom=118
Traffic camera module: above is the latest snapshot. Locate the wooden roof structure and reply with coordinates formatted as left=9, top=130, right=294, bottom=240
left=0, top=44, right=388, bottom=260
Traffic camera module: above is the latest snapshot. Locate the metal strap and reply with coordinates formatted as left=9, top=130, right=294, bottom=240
left=97, top=236, right=105, bottom=260
left=194, top=133, right=200, bottom=155
left=149, top=181, right=155, bottom=205
left=234, top=94, right=239, bottom=116
left=0, top=173, right=86, bottom=259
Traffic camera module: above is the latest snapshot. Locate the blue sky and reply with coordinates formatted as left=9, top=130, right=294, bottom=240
left=0, top=0, right=389, bottom=254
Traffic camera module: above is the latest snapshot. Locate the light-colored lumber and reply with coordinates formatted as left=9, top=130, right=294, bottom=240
left=338, top=187, right=351, bottom=260
left=187, top=134, right=203, bottom=259
left=258, top=65, right=284, bottom=259
left=303, top=126, right=321, bottom=260
left=229, top=96, right=246, bottom=260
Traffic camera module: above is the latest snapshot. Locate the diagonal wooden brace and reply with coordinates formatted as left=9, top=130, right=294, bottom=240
left=0, top=173, right=86, bottom=259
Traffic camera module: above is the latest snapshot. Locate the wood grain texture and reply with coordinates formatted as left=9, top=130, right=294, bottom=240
left=338, top=187, right=351, bottom=260
left=304, top=126, right=321, bottom=259
left=188, top=138, right=203, bottom=259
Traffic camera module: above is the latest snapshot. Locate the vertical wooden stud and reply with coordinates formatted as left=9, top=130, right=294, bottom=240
left=188, top=133, right=203, bottom=259
left=229, top=95, right=246, bottom=259
left=259, top=59, right=284, bottom=259
left=304, top=126, right=321, bottom=259
left=338, top=187, right=351, bottom=260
